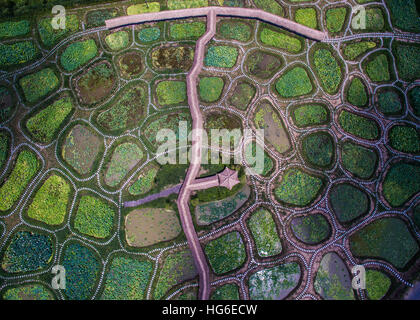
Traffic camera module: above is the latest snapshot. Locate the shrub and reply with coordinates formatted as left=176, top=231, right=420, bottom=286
left=274, top=168, right=324, bottom=207
left=350, top=218, right=419, bottom=270
left=338, top=110, right=379, bottom=140
left=260, top=27, right=302, bottom=53
left=74, top=195, right=116, bottom=239
left=343, top=41, right=376, bottom=60
left=27, top=174, right=71, bottom=225
left=0, top=41, right=38, bottom=68
left=1, top=230, right=53, bottom=273
left=127, top=2, right=160, bottom=15
left=199, top=77, right=224, bottom=103
left=170, top=21, right=206, bottom=40
left=0, top=20, right=30, bottom=38
left=382, top=162, right=420, bottom=207
left=340, top=141, right=377, bottom=179
left=295, top=7, right=317, bottom=29
left=330, top=183, right=369, bottom=223
left=26, top=96, right=74, bottom=143
left=204, top=232, right=246, bottom=275
left=38, top=15, right=79, bottom=48
left=275, top=66, right=313, bottom=98
left=312, top=48, right=342, bottom=95
left=247, top=209, right=282, bottom=257
left=204, top=45, right=238, bottom=68
left=347, top=77, right=368, bottom=108
left=0, top=150, right=40, bottom=212
left=104, top=31, right=129, bottom=51
left=60, top=39, right=98, bottom=72
left=19, top=68, right=59, bottom=103
left=156, top=80, right=187, bottom=106
left=62, top=242, right=101, bottom=300
left=218, top=21, right=251, bottom=42
left=326, top=7, right=347, bottom=33
left=291, top=104, right=329, bottom=128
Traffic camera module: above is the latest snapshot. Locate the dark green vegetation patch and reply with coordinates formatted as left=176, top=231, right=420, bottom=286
left=301, top=132, right=334, bottom=169
left=245, top=50, right=282, bottom=80
left=291, top=214, right=331, bottom=245
left=338, top=110, right=380, bottom=140
left=169, top=21, right=206, bottom=40
left=350, top=218, right=419, bottom=270
left=275, top=66, right=313, bottom=98
left=204, top=45, right=239, bottom=68
left=343, top=41, right=376, bottom=60
left=340, top=141, right=378, bottom=179
left=19, top=68, right=59, bottom=104
left=291, top=103, right=329, bottom=128
left=393, top=43, right=420, bottom=82
left=199, top=77, right=224, bottom=103
left=408, top=86, right=420, bottom=117
left=365, top=270, right=391, bottom=300
left=211, top=284, right=240, bottom=300
left=325, top=7, right=348, bottom=34
left=347, top=77, right=368, bottom=108
left=388, top=125, right=419, bottom=154
left=376, top=87, right=403, bottom=116
left=228, top=81, right=256, bottom=111
left=364, top=52, right=392, bottom=83
left=0, top=41, right=39, bottom=68
left=2, top=283, right=54, bottom=300
left=385, top=0, right=420, bottom=33
left=60, top=39, right=98, bottom=72
left=330, top=183, right=370, bottom=223
left=217, top=20, right=251, bottom=42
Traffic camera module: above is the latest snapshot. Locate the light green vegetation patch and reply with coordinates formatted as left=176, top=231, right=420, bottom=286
left=104, top=142, right=144, bottom=188
left=27, top=174, right=71, bottom=226
left=253, top=0, right=284, bottom=17
left=366, top=270, right=391, bottom=300
left=393, top=43, right=420, bottom=82
left=377, top=88, right=403, bottom=115
left=167, top=0, right=208, bottom=10
left=244, top=142, right=274, bottom=176
left=382, top=162, right=420, bottom=207
left=205, top=45, right=238, bottom=68
left=0, top=41, right=38, bottom=68
left=301, top=132, right=334, bottom=169
left=38, top=15, right=79, bottom=48
left=60, top=39, right=98, bottom=72
left=138, top=27, right=161, bottom=42
left=228, top=81, right=256, bottom=111
left=76, top=61, right=116, bottom=106
left=26, top=96, right=74, bottom=143
left=96, top=82, right=147, bottom=134
left=1, top=230, right=53, bottom=273
left=0, top=131, right=10, bottom=171
left=205, top=231, right=246, bottom=275
left=61, top=124, right=103, bottom=176
left=275, top=66, right=313, bottom=98
left=156, top=80, right=187, bottom=106
left=312, top=48, right=342, bottom=95
left=125, top=208, right=181, bottom=247
left=127, top=2, right=160, bottom=15
left=62, top=242, right=101, bottom=300
left=74, top=195, right=116, bottom=239
left=218, top=20, right=251, bottom=42
left=347, top=77, right=368, bottom=108
left=19, top=68, right=59, bottom=103
left=291, top=103, right=329, bottom=128
left=101, top=256, right=153, bottom=300
left=350, top=217, right=419, bottom=270
left=211, top=284, right=240, bottom=300
left=0, top=20, right=30, bottom=38
left=253, top=100, right=291, bottom=154
left=274, top=168, right=324, bottom=207
left=194, top=185, right=250, bottom=225
left=326, top=7, right=347, bottom=34
left=128, top=165, right=159, bottom=196
left=291, top=214, right=330, bottom=245
left=385, top=0, right=420, bottom=33
left=143, top=110, right=192, bottom=151
left=314, top=252, right=355, bottom=300
left=295, top=7, right=318, bottom=29
left=2, top=283, right=54, bottom=300
left=0, top=149, right=40, bottom=212
left=247, top=208, right=282, bottom=257
left=388, top=125, right=419, bottom=154
left=340, top=141, right=378, bottom=179
left=105, top=31, right=129, bottom=51
left=260, top=27, right=302, bottom=53
left=330, top=183, right=369, bottom=223
left=245, top=50, right=282, bottom=80
left=154, top=250, right=197, bottom=300
left=248, top=263, right=301, bottom=300
left=338, top=110, right=379, bottom=140
left=170, top=21, right=205, bottom=40
left=199, top=77, right=224, bottom=103
left=343, top=41, right=376, bottom=60
left=365, top=53, right=391, bottom=82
